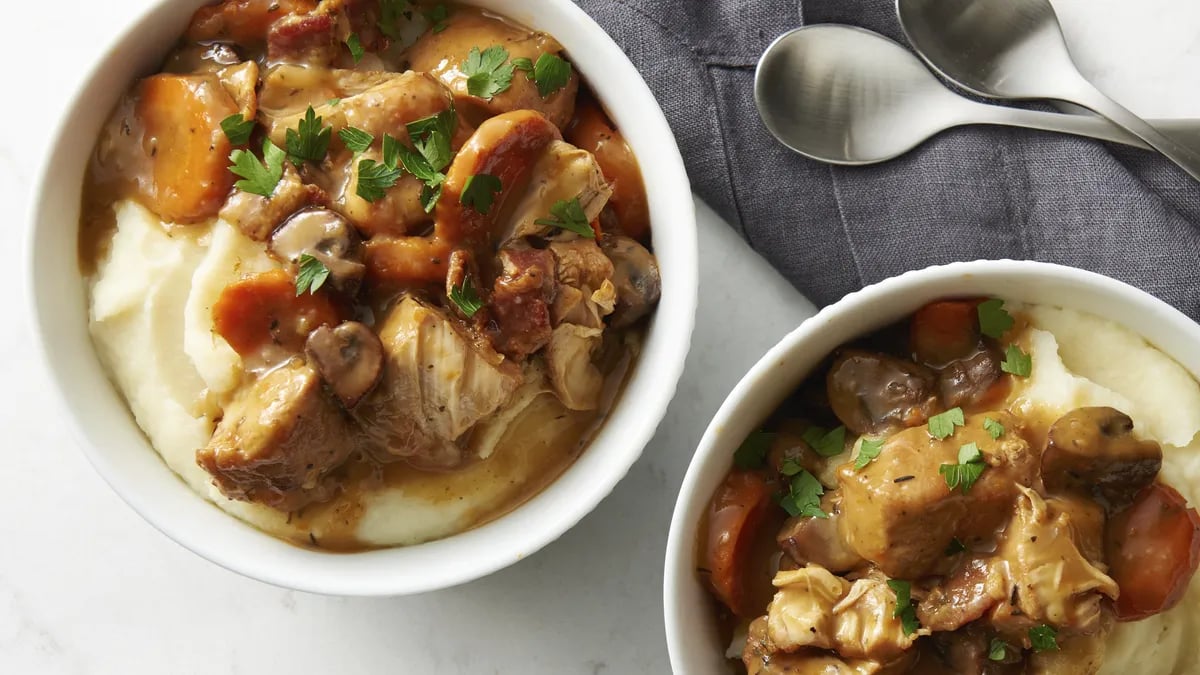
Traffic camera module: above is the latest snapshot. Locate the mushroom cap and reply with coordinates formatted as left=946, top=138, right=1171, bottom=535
left=304, top=321, right=384, bottom=409
left=271, top=208, right=366, bottom=294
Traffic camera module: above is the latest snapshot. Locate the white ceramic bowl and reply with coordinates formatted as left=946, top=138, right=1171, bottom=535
left=26, top=0, right=696, bottom=596
left=663, top=260, right=1200, bottom=673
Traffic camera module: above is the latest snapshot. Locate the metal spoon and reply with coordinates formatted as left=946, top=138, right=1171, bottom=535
left=897, top=0, right=1200, bottom=181
left=754, top=25, right=1200, bottom=166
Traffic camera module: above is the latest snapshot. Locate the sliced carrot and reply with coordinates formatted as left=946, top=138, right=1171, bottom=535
left=212, top=269, right=340, bottom=358
left=703, top=469, right=775, bottom=617
left=136, top=74, right=238, bottom=223
left=910, top=300, right=982, bottom=367
left=567, top=97, right=650, bottom=242
left=1108, top=483, right=1200, bottom=621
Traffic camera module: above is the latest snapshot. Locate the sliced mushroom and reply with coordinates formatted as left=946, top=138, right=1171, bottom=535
left=304, top=321, right=383, bottom=408
left=1042, top=407, right=1162, bottom=511
left=270, top=208, right=366, bottom=294
left=601, top=235, right=661, bottom=329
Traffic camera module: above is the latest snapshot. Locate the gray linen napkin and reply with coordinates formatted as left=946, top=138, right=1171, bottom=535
left=575, top=0, right=1200, bottom=317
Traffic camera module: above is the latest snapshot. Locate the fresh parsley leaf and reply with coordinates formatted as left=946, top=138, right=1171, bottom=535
left=512, top=56, right=534, bottom=73
left=780, top=458, right=804, bottom=477
left=328, top=98, right=341, bottom=107
left=339, top=127, right=374, bottom=154
left=295, top=254, right=330, bottom=296
left=463, top=45, right=515, bottom=99
left=355, top=157, right=403, bottom=202
left=382, top=133, right=402, bottom=169
left=945, top=538, right=966, bottom=555
left=928, top=407, right=965, bottom=440
left=940, top=442, right=986, bottom=494
left=802, top=425, right=847, bottom=458
left=419, top=182, right=443, bottom=214
left=229, top=138, right=285, bottom=197
left=535, top=197, right=595, bottom=237
left=378, top=0, right=412, bottom=41
left=531, top=52, right=573, bottom=97
left=1001, top=344, right=1032, bottom=377
left=286, top=106, right=332, bottom=165
left=422, top=3, right=450, bottom=33
left=449, top=276, right=483, bottom=317
left=983, top=417, right=1005, bottom=440
left=988, top=638, right=1009, bottom=661
left=346, top=33, right=365, bottom=63
left=406, top=109, right=455, bottom=171
left=395, top=144, right=446, bottom=207
left=733, top=431, right=773, bottom=470
left=777, top=470, right=826, bottom=519
left=1029, top=625, right=1058, bottom=652
left=461, top=173, right=502, bottom=214
left=886, top=579, right=921, bottom=637
left=220, top=114, right=255, bottom=145
left=977, top=298, right=1015, bottom=339
left=854, top=437, right=884, bottom=470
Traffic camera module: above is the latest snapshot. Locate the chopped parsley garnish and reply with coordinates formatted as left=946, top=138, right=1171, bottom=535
left=886, top=579, right=921, bottom=636
left=945, top=538, right=967, bottom=555
left=378, top=0, right=412, bottom=41
left=534, top=197, right=595, bottom=237
left=928, top=407, right=965, bottom=440
left=463, top=45, right=515, bottom=99
left=295, top=254, right=330, bottom=296
left=780, top=458, right=804, bottom=476
left=285, top=106, right=332, bottom=165
left=983, top=417, right=1005, bottom=440
left=513, top=53, right=573, bottom=98
left=940, top=442, right=986, bottom=494
left=397, top=109, right=455, bottom=211
left=356, top=155, right=404, bottom=202
left=346, top=33, right=365, bottom=63
left=778, top=470, right=827, bottom=519
left=1001, top=344, right=1032, bottom=377
left=977, top=298, right=1015, bottom=339
left=460, top=173, right=502, bottom=214
left=328, top=98, right=341, bottom=107
left=732, top=431, right=773, bottom=470
left=1029, top=625, right=1058, bottom=652
left=339, top=127, right=374, bottom=154
left=448, top=276, right=483, bottom=317
left=220, top=113, right=255, bottom=145
left=423, top=3, right=450, bottom=32
left=229, top=138, right=285, bottom=197
left=854, top=437, right=884, bottom=470
left=802, top=425, right=847, bottom=458
left=988, top=638, right=1009, bottom=661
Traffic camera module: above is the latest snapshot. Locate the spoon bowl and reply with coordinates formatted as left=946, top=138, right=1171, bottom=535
left=754, top=25, right=1160, bottom=165
left=897, top=0, right=1200, bottom=180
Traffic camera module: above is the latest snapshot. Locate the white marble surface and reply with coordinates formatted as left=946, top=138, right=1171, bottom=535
left=1, top=1, right=1198, bottom=673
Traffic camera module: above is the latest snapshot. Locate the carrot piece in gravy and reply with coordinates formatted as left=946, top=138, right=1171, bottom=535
left=567, top=98, right=650, bottom=241
left=1107, top=483, right=1200, bottom=621
left=212, top=269, right=340, bottom=357
left=910, top=300, right=982, bottom=367
left=703, top=469, right=775, bottom=617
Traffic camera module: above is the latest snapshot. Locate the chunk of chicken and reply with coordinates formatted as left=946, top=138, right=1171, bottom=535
left=917, top=556, right=1010, bottom=632
left=549, top=238, right=616, bottom=329
left=766, top=567, right=921, bottom=661
left=544, top=323, right=605, bottom=411
left=220, top=163, right=326, bottom=241
left=355, top=296, right=522, bottom=468
left=989, top=487, right=1119, bottom=636
left=197, top=361, right=355, bottom=511
left=836, top=412, right=1038, bottom=579
left=407, top=10, right=579, bottom=129
left=503, top=140, right=613, bottom=243
left=744, top=617, right=910, bottom=675
left=776, top=494, right=865, bottom=573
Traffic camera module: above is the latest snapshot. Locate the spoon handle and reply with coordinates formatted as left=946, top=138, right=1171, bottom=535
left=976, top=106, right=1152, bottom=150
left=1067, top=78, right=1200, bottom=181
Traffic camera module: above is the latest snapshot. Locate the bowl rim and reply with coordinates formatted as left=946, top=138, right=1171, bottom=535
left=662, top=259, right=1200, bottom=671
left=26, top=0, right=698, bottom=595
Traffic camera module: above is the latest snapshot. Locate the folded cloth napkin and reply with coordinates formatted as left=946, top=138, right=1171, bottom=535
left=576, top=0, right=1200, bottom=317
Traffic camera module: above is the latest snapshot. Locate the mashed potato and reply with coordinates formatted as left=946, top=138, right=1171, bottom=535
left=89, top=201, right=589, bottom=547
left=1014, top=305, right=1200, bottom=675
